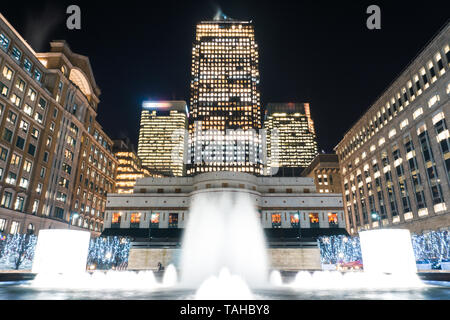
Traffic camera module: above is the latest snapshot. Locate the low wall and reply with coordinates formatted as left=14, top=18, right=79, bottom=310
left=268, top=248, right=321, bottom=270
left=128, top=247, right=321, bottom=271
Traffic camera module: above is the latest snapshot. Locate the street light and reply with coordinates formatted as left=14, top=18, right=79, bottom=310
left=68, top=212, right=79, bottom=229
left=371, top=211, right=382, bottom=229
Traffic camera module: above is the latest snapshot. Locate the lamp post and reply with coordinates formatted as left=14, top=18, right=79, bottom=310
left=68, top=212, right=79, bottom=229
left=371, top=211, right=381, bottom=229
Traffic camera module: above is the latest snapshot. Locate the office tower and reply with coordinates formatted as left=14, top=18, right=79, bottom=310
left=302, top=154, right=342, bottom=193
left=137, top=101, right=187, bottom=176
left=264, top=103, right=318, bottom=176
left=0, top=14, right=117, bottom=235
left=113, top=138, right=163, bottom=194
left=187, top=16, right=263, bottom=175
left=335, top=22, right=450, bottom=235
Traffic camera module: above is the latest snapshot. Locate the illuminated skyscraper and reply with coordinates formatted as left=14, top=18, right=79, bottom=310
left=187, top=15, right=263, bottom=175
left=137, top=101, right=187, bottom=176
left=113, top=139, right=163, bottom=194
left=264, top=103, right=318, bottom=175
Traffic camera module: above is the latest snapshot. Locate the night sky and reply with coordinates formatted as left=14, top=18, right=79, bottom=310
left=2, top=1, right=449, bottom=152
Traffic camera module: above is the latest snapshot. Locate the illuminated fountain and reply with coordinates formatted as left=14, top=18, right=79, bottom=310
left=180, top=192, right=269, bottom=289
left=32, top=229, right=91, bottom=274
left=15, top=193, right=449, bottom=299
left=289, top=229, right=424, bottom=290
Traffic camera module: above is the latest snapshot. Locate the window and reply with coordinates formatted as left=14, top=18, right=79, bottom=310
left=27, top=223, right=35, bottom=235
left=14, top=196, right=24, bottom=211
left=31, top=128, right=39, bottom=139
left=36, top=183, right=42, bottom=194
left=271, top=213, right=281, bottom=228
left=130, top=212, right=141, bottom=228
left=58, top=177, right=69, bottom=188
left=38, top=98, right=46, bottom=109
left=2, top=66, right=13, bottom=80
left=0, top=33, right=9, bottom=51
left=56, top=192, right=67, bottom=203
left=39, top=167, right=45, bottom=178
left=46, top=136, right=52, bottom=147
left=34, top=112, right=43, bottom=124
left=15, top=136, right=25, bottom=150
left=27, top=143, right=36, bottom=156
left=19, top=120, right=29, bottom=133
left=15, top=78, right=25, bottom=92
left=27, top=88, right=36, bottom=101
left=6, top=110, right=17, bottom=124
left=23, top=58, right=32, bottom=73
left=290, top=213, right=300, bottom=228
left=11, top=47, right=21, bottom=62
left=10, top=93, right=21, bottom=107
left=0, top=81, right=8, bottom=97
left=31, top=200, right=39, bottom=214
left=112, top=212, right=121, bottom=227
left=0, top=167, right=3, bottom=180
left=428, top=94, right=440, bottom=108
left=23, top=160, right=32, bottom=173
left=62, top=162, right=72, bottom=174
left=3, top=128, right=13, bottom=143
left=10, top=153, right=21, bottom=166
left=328, top=213, right=338, bottom=227
left=6, top=172, right=17, bottom=185
left=0, top=218, right=6, bottom=232
left=1, top=191, right=12, bottom=208
left=0, top=147, right=8, bottom=161
left=9, top=221, right=19, bottom=234
left=43, top=151, right=49, bottom=162
left=19, top=177, right=29, bottom=189
left=54, top=207, right=64, bottom=219
left=150, top=212, right=160, bottom=228
left=309, top=213, right=319, bottom=228
left=169, top=213, right=178, bottom=228
left=34, top=69, right=42, bottom=82
left=23, top=104, right=32, bottom=116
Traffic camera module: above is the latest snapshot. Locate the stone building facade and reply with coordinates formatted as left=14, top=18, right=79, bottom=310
left=335, top=23, right=450, bottom=235
left=104, top=171, right=346, bottom=234
left=301, top=154, right=342, bottom=194
left=0, top=14, right=116, bottom=236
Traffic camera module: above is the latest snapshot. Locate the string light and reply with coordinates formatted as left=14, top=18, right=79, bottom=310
left=318, top=230, right=450, bottom=266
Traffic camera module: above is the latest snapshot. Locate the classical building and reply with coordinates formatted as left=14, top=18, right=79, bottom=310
left=335, top=22, right=450, bottom=235
left=0, top=13, right=117, bottom=235
left=113, top=138, right=164, bottom=194
left=302, top=154, right=342, bottom=194
left=103, top=171, right=346, bottom=241
left=187, top=16, right=263, bottom=176
left=264, top=103, right=318, bottom=176
left=137, top=101, right=187, bottom=177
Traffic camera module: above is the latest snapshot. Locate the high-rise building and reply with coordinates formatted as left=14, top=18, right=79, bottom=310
left=187, top=16, right=263, bottom=175
left=137, top=101, right=187, bottom=177
left=335, top=22, right=450, bottom=235
left=113, top=138, right=163, bottom=194
left=264, top=103, right=318, bottom=176
left=301, top=154, right=342, bottom=194
left=0, top=14, right=117, bottom=235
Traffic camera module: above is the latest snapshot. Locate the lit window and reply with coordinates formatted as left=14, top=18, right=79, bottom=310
left=309, top=213, right=319, bottom=227
left=150, top=212, right=160, bottom=228
left=428, top=94, right=439, bottom=108
left=271, top=213, right=281, bottom=228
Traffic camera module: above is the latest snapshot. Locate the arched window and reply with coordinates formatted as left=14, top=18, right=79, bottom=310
left=27, top=223, right=35, bottom=235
